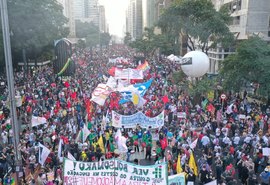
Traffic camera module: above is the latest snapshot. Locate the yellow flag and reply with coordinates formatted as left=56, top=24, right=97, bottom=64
left=97, top=136, right=105, bottom=154
left=132, top=93, right=139, bottom=105
left=188, top=151, right=198, bottom=176
left=177, top=154, right=183, bottom=174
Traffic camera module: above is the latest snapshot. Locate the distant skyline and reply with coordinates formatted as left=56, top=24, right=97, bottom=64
left=99, top=0, right=128, bottom=38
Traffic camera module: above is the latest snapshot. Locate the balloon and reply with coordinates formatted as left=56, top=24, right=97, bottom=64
left=181, top=51, right=209, bottom=77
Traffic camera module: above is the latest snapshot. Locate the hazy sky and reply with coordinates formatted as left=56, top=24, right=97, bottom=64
left=99, top=0, right=128, bottom=38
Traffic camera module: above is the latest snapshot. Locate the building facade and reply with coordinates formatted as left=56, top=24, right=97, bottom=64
left=208, top=0, right=270, bottom=74
left=142, top=0, right=157, bottom=29
left=58, top=0, right=107, bottom=38
left=57, top=0, right=76, bottom=37
left=126, top=0, right=143, bottom=40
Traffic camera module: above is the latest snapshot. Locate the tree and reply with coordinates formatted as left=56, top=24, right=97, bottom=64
left=77, top=39, right=86, bottom=49
left=220, top=36, right=270, bottom=98
left=129, top=27, right=166, bottom=58
left=100, top=32, right=111, bottom=47
left=158, top=0, right=234, bottom=53
left=4, top=0, right=69, bottom=66
left=76, top=21, right=99, bottom=39
left=124, top=32, right=132, bottom=45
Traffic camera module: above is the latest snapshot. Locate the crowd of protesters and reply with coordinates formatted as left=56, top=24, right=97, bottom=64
left=0, top=44, right=270, bottom=185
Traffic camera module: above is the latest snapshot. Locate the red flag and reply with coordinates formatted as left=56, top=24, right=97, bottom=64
left=207, top=103, right=215, bottom=113
left=108, top=67, right=116, bottom=76
left=64, top=81, right=70, bottom=88
left=162, top=95, right=169, bottom=104
left=71, top=92, right=77, bottom=100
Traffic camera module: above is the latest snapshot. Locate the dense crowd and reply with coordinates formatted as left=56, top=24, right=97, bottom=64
left=0, top=44, right=270, bottom=185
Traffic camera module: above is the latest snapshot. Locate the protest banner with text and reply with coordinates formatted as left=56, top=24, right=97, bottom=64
left=112, top=111, right=164, bottom=129
left=64, top=158, right=168, bottom=185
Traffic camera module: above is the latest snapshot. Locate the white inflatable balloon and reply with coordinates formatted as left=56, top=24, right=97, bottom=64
left=181, top=51, right=210, bottom=77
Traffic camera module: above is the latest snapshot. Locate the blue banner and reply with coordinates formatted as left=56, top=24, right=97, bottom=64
left=119, top=79, right=153, bottom=104
left=112, top=110, right=164, bottom=129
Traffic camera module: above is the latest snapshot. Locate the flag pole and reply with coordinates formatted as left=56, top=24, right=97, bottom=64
left=0, top=0, right=22, bottom=183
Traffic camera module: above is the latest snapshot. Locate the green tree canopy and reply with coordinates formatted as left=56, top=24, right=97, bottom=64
left=129, top=27, right=167, bottom=58
left=158, top=0, right=234, bottom=53
left=7, top=0, right=69, bottom=60
left=220, top=36, right=270, bottom=96
left=76, top=21, right=100, bottom=39
left=124, top=32, right=132, bottom=45
left=100, top=32, right=111, bottom=47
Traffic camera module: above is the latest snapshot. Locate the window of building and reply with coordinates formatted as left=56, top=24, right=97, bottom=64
left=237, top=0, right=242, bottom=10
left=232, top=16, right=240, bottom=25
left=269, top=16, right=270, bottom=27
left=268, top=31, right=270, bottom=37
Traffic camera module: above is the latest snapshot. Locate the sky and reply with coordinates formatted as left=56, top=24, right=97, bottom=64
left=99, top=0, right=128, bottom=38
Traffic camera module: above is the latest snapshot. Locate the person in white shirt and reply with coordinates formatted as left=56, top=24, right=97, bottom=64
left=222, top=136, right=231, bottom=146
left=233, top=133, right=240, bottom=146
left=201, top=135, right=210, bottom=147
left=215, top=128, right=221, bottom=137
left=29, top=154, right=36, bottom=174
left=1, top=131, right=8, bottom=147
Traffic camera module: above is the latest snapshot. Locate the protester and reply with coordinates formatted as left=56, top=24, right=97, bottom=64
left=0, top=44, right=270, bottom=185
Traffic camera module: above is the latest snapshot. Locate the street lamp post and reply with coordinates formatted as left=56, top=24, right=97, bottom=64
left=0, top=0, right=23, bottom=183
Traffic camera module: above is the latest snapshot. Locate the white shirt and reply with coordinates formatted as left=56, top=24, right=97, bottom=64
left=201, top=136, right=210, bottom=146
left=223, top=136, right=231, bottom=145
left=244, top=136, right=251, bottom=144
left=233, top=136, right=240, bottom=145
left=215, top=128, right=221, bottom=137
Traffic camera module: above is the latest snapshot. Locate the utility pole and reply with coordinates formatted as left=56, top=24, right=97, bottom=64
left=0, top=0, right=23, bottom=184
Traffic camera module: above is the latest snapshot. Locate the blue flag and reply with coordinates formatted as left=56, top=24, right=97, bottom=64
left=119, top=79, right=153, bottom=104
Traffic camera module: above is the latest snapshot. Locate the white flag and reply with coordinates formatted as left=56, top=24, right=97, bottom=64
left=115, top=129, right=127, bottom=153
left=58, top=139, right=64, bottom=162
left=38, top=143, right=51, bottom=166
left=67, top=152, right=76, bottom=161
left=190, top=138, right=198, bottom=149
left=205, top=180, right=217, bottom=185
left=82, top=124, right=91, bottom=142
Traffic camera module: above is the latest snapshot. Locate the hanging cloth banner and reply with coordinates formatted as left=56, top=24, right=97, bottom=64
left=112, top=110, right=164, bottom=129
left=64, top=158, right=168, bottom=185
left=115, top=68, right=143, bottom=80
left=119, top=79, right=153, bottom=104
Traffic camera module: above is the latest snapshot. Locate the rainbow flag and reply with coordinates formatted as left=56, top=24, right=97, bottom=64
left=137, top=61, right=150, bottom=72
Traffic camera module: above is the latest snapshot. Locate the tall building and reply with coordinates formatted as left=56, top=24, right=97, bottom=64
left=73, top=0, right=85, bottom=19
left=57, top=0, right=76, bottom=37
left=57, top=0, right=108, bottom=38
left=208, top=0, right=270, bottom=74
left=99, top=5, right=107, bottom=33
left=126, top=0, right=143, bottom=40
left=142, top=0, right=157, bottom=29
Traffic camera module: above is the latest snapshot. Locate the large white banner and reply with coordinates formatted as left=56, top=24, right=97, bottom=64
left=32, top=116, right=47, bottom=127
left=115, top=68, right=143, bottom=80
left=112, top=111, right=164, bottom=129
left=91, top=84, right=112, bottom=106
left=64, top=158, right=168, bottom=185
